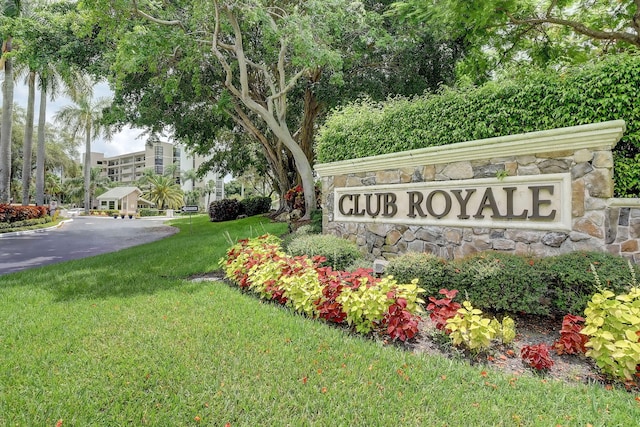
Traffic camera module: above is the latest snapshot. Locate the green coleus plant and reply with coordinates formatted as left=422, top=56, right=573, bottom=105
left=581, top=286, right=640, bottom=381
left=337, top=277, right=424, bottom=334
left=445, top=301, right=514, bottom=351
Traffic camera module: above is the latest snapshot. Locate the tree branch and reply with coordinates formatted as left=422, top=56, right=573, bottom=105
left=131, top=0, right=185, bottom=30
left=506, top=12, right=640, bottom=47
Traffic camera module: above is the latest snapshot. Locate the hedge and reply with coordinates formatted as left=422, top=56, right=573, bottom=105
left=0, top=204, right=49, bottom=223
left=317, top=54, right=640, bottom=197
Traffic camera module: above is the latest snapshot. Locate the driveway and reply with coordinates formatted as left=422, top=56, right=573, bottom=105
left=0, top=216, right=178, bottom=276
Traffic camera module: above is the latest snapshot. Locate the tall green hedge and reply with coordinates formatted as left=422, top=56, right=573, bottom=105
left=316, top=54, right=640, bottom=196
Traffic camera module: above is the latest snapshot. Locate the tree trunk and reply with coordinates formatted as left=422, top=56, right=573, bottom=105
left=299, top=68, right=322, bottom=167
left=35, top=86, right=47, bottom=205
left=21, top=71, right=36, bottom=205
left=84, top=124, right=92, bottom=215
left=0, top=52, right=14, bottom=203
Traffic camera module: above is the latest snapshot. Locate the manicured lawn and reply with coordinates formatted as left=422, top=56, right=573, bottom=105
left=0, top=216, right=638, bottom=425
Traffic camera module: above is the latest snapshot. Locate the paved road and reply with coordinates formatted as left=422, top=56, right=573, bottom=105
left=0, top=216, right=178, bottom=276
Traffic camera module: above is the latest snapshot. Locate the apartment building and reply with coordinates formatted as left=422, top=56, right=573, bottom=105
left=87, top=141, right=180, bottom=184
left=88, top=141, right=225, bottom=207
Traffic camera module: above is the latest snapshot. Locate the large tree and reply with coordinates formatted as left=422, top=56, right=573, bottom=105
left=81, top=0, right=388, bottom=219
left=85, top=0, right=465, bottom=217
left=54, top=95, right=112, bottom=214
left=0, top=0, right=21, bottom=203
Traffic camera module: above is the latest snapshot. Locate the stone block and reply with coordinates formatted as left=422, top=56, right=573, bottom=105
left=536, top=150, right=574, bottom=158
left=422, top=165, right=436, bottom=181
left=473, top=164, right=504, bottom=179
left=442, top=162, right=473, bottom=180
left=518, top=164, right=541, bottom=175
left=571, top=162, right=593, bottom=180
left=584, top=168, right=614, bottom=198
left=381, top=245, right=399, bottom=253
left=573, top=218, right=604, bottom=239
left=416, top=227, right=441, bottom=242
left=572, top=179, right=585, bottom=217
left=376, top=170, right=400, bottom=184
left=538, top=159, right=571, bottom=173
left=333, top=175, right=347, bottom=188
left=403, top=229, right=416, bottom=242
left=569, top=231, right=591, bottom=242
left=346, top=176, right=363, bottom=186
left=621, top=239, right=639, bottom=252
left=505, top=161, right=518, bottom=176
left=516, top=155, right=537, bottom=165
left=368, top=223, right=390, bottom=237
left=385, top=230, right=402, bottom=246
left=373, top=259, right=389, bottom=275
left=542, top=232, right=569, bottom=248
left=492, top=239, right=516, bottom=250
left=407, top=240, right=425, bottom=252
left=619, top=208, right=630, bottom=226
left=444, top=229, right=462, bottom=244
left=573, top=149, right=593, bottom=163
left=505, top=230, right=542, bottom=244
left=592, top=151, right=614, bottom=168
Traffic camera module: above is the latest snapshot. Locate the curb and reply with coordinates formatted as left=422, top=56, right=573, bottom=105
left=0, top=219, right=73, bottom=238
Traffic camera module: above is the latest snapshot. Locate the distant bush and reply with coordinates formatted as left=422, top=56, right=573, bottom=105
left=209, top=198, right=243, bottom=222
left=385, top=252, right=447, bottom=297
left=0, top=205, right=48, bottom=223
left=139, top=209, right=161, bottom=217
left=448, top=252, right=550, bottom=315
left=286, top=234, right=363, bottom=271
left=539, top=251, right=640, bottom=315
left=240, top=196, right=272, bottom=217
left=0, top=216, right=50, bottom=230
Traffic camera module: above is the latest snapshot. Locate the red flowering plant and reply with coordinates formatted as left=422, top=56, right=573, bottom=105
left=284, top=184, right=322, bottom=215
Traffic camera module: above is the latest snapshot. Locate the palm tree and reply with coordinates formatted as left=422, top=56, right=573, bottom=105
left=0, top=0, right=22, bottom=203
left=35, top=69, right=90, bottom=206
left=143, top=175, right=184, bottom=210
left=87, top=167, right=110, bottom=209
left=203, top=179, right=218, bottom=209
left=182, top=168, right=199, bottom=191
left=54, top=95, right=112, bottom=214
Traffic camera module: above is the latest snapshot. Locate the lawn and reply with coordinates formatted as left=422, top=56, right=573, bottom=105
left=0, top=215, right=638, bottom=426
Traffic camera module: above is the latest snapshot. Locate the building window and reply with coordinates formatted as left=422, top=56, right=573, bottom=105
left=108, top=201, right=115, bottom=210
left=155, top=165, right=163, bottom=174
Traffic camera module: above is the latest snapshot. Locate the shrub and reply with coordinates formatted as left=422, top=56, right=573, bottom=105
left=385, top=252, right=447, bottom=297
left=240, top=196, right=272, bottom=217
left=448, top=252, right=549, bottom=315
left=581, top=265, right=640, bottom=381
left=0, top=217, right=50, bottom=230
left=0, top=204, right=48, bottom=222
left=139, top=209, right=160, bottom=217
left=426, top=288, right=461, bottom=331
left=316, top=54, right=640, bottom=197
left=553, top=314, right=587, bottom=355
left=521, top=344, right=555, bottom=371
left=209, top=198, right=243, bottom=222
left=540, top=251, right=640, bottom=315
left=286, top=234, right=362, bottom=271
left=445, top=301, right=499, bottom=352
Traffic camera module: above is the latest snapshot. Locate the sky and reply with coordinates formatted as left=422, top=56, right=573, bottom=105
left=12, top=80, right=147, bottom=158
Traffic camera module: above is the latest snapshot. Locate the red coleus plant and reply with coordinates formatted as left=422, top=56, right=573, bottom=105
left=426, top=289, right=462, bottom=331
left=315, top=267, right=347, bottom=324
left=554, top=314, right=587, bottom=355
left=384, top=291, right=420, bottom=342
left=521, top=343, right=555, bottom=371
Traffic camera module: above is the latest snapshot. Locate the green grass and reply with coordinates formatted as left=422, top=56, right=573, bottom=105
left=0, top=216, right=638, bottom=426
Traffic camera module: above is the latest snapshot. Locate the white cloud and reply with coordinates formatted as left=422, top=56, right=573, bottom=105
left=11, top=80, right=147, bottom=158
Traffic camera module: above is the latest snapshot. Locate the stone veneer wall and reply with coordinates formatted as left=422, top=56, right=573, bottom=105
left=315, top=121, right=640, bottom=263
